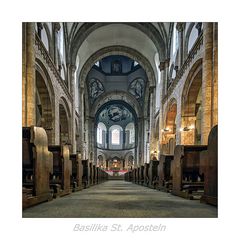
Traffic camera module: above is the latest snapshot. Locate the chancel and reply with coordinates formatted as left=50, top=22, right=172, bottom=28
left=22, top=22, right=218, bottom=218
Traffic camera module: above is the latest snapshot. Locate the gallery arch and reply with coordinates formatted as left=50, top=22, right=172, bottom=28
left=162, top=99, right=177, bottom=154
left=35, top=66, right=55, bottom=144
left=181, top=60, right=202, bottom=145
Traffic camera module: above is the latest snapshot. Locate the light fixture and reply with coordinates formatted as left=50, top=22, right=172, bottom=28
left=161, top=127, right=170, bottom=133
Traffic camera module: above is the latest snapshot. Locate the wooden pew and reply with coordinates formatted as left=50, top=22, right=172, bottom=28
left=134, top=168, right=138, bottom=183
left=48, top=145, right=72, bottom=198
left=157, top=155, right=174, bottom=192
left=148, top=160, right=159, bottom=189
left=136, top=167, right=140, bottom=184
left=172, top=145, right=207, bottom=199
left=89, top=162, right=93, bottom=185
left=98, top=168, right=108, bottom=182
left=139, top=166, right=144, bottom=185
left=82, top=160, right=89, bottom=188
left=93, top=164, right=97, bottom=185
left=22, top=126, right=53, bottom=209
left=124, top=170, right=133, bottom=182
left=200, top=125, right=218, bottom=206
left=143, top=163, right=150, bottom=186
left=70, top=153, right=83, bottom=192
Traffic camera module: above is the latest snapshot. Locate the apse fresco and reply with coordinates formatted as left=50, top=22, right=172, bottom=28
left=99, top=104, right=134, bottom=123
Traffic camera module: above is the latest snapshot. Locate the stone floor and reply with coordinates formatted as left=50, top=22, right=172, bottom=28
left=22, top=180, right=217, bottom=218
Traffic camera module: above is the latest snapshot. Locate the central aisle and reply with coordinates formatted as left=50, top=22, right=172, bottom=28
left=23, top=180, right=217, bottom=218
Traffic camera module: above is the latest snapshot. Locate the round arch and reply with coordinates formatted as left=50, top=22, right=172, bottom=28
left=181, top=59, right=202, bottom=116
left=35, top=59, right=55, bottom=144
left=79, top=46, right=156, bottom=89
left=69, top=23, right=166, bottom=66
left=90, top=91, right=142, bottom=119
left=181, top=59, right=203, bottom=145
left=59, top=96, right=71, bottom=145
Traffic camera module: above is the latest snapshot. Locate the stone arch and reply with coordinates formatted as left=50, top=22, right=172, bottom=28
left=162, top=98, right=177, bottom=154
left=59, top=96, right=71, bottom=145
left=79, top=46, right=156, bottom=89
left=127, top=154, right=134, bottom=169
left=35, top=59, right=55, bottom=144
left=181, top=59, right=202, bottom=116
left=69, top=23, right=166, bottom=66
left=181, top=59, right=203, bottom=145
left=164, top=98, right=177, bottom=131
left=90, top=90, right=142, bottom=119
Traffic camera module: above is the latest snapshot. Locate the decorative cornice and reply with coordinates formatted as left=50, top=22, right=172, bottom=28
left=35, top=33, right=73, bottom=102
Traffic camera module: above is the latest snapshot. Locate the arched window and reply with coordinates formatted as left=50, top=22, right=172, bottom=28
left=112, top=129, right=120, bottom=145
left=58, top=24, right=64, bottom=59
left=125, top=122, right=135, bottom=145
left=172, top=23, right=178, bottom=56
left=109, top=125, right=123, bottom=148
left=187, top=23, right=199, bottom=53
left=97, top=122, right=106, bottom=145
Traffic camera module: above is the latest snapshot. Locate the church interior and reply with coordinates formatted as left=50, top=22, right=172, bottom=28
left=22, top=22, right=218, bottom=218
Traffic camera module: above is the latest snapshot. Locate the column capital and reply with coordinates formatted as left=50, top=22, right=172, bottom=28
left=70, top=64, right=77, bottom=72
left=159, top=58, right=170, bottom=71
left=176, top=22, right=184, bottom=32
left=54, top=22, right=61, bottom=32
left=159, top=62, right=165, bottom=71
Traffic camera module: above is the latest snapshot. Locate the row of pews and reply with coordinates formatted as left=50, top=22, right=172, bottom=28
left=125, top=125, right=218, bottom=206
left=22, top=126, right=108, bottom=209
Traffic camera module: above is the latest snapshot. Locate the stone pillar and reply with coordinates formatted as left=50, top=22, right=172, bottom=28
left=175, top=100, right=182, bottom=145
left=79, top=89, right=85, bottom=157
left=54, top=99, right=60, bottom=145
left=53, top=23, right=60, bottom=67
left=212, top=23, right=218, bottom=126
left=201, top=23, right=213, bottom=144
left=69, top=65, right=76, bottom=153
left=22, top=22, right=36, bottom=127
left=137, top=117, right=144, bottom=166
left=159, top=59, right=169, bottom=153
left=176, top=23, right=184, bottom=67
left=123, top=127, right=126, bottom=149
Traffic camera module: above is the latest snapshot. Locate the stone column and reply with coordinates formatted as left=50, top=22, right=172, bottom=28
left=176, top=23, right=184, bottom=68
left=22, top=22, right=36, bottom=127
left=53, top=23, right=60, bottom=67
left=201, top=23, right=213, bottom=145
left=123, top=127, right=126, bottom=149
left=149, top=86, right=155, bottom=154
left=159, top=59, right=169, bottom=153
left=175, top=100, right=182, bottom=145
left=54, top=99, right=60, bottom=145
left=79, top=88, right=85, bottom=157
left=70, top=65, right=76, bottom=153
left=212, top=23, right=218, bottom=126
left=106, top=128, right=109, bottom=149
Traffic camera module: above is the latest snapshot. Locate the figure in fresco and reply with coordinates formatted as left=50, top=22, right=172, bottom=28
left=129, top=78, right=144, bottom=99
left=89, top=79, right=104, bottom=99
